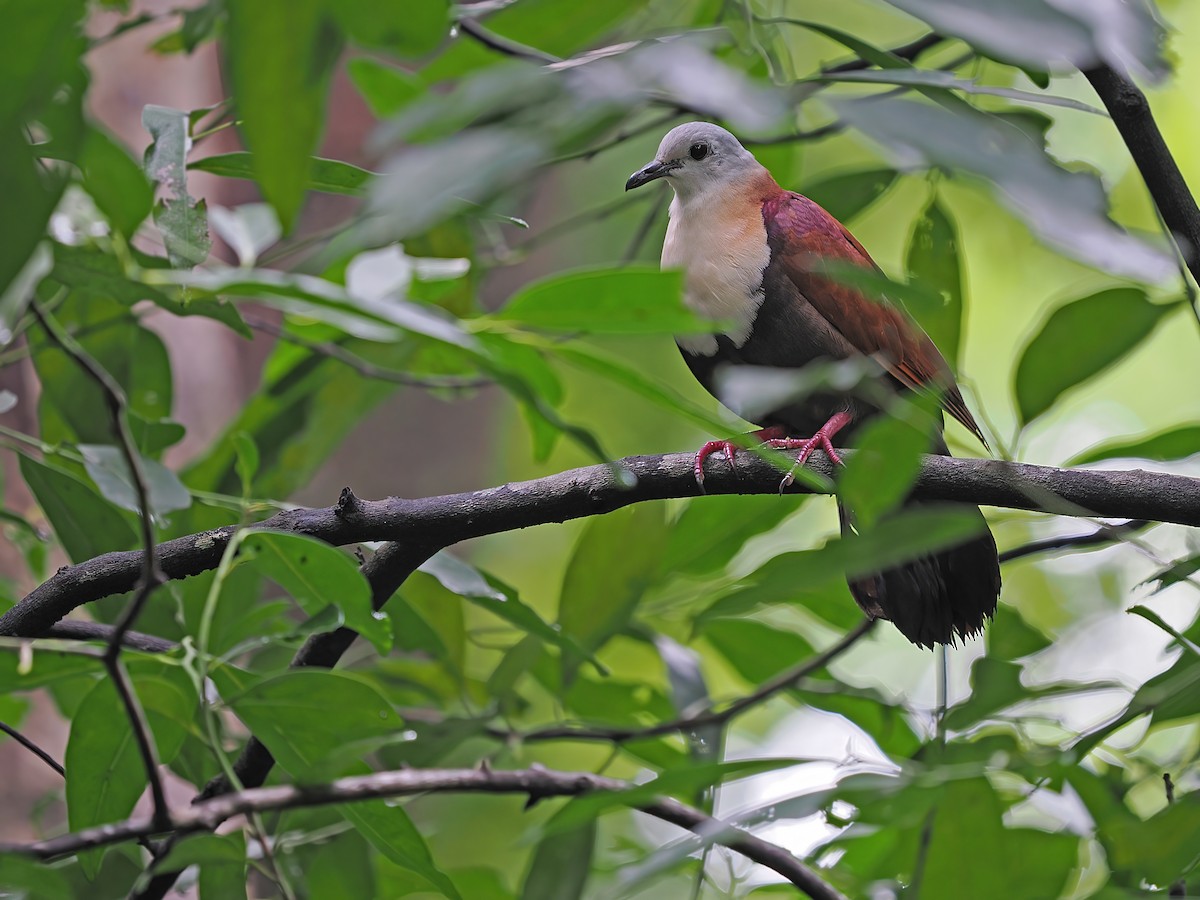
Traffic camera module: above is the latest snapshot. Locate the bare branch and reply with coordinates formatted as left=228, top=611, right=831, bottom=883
left=494, top=619, right=876, bottom=745
left=41, top=620, right=177, bottom=654
left=31, top=303, right=171, bottom=831
left=456, top=17, right=560, bottom=65
left=3, top=452, right=1198, bottom=642
left=1083, top=64, right=1200, bottom=290
left=1, top=765, right=847, bottom=900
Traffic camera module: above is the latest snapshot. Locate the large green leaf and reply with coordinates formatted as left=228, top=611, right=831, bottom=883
left=225, top=0, right=340, bottom=231
left=348, top=58, right=423, bottom=117
left=65, top=665, right=194, bottom=876
left=558, top=504, right=670, bottom=683
left=1014, top=289, right=1180, bottom=424
left=237, top=531, right=392, bottom=655
left=216, top=669, right=404, bottom=776
left=79, top=443, right=191, bottom=519
left=659, top=493, right=797, bottom=579
left=80, top=127, right=153, bottom=240
left=496, top=268, right=708, bottom=335
left=835, top=97, right=1172, bottom=282
left=19, top=455, right=136, bottom=562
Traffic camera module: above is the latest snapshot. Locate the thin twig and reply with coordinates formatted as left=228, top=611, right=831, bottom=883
left=30, top=304, right=171, bottom=831
left=0, top=721, right=65, bottom=778
left=456, top=18, right=560, bottom=65
left=998, top=519, right=1151, bottom=564
left=1, top=765, right=848, bottom=900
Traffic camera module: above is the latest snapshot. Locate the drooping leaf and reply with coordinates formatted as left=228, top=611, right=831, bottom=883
left=1014, top=289, right=1180, bottom=424
left=224, top=0, right=340, bottom=231
left=79, top=127, right=154, bottom=239
left=905, top=194, right=964, bottom=365
left=836, top=401, right=938, bottom=528
left=834, top=96, right=1173, bottom=282
left=660, top=493, right=797, bottom=579
left=237, top=531, right=392, bottom=654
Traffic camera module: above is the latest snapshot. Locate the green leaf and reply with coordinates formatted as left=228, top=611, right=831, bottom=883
left=1068, top=425, right=1200, bottom=466
left=142, top=104, right=211, bottom=267
left=348, top=58, right=423, bottom=117
left=702, top=618, right=814, bottom=684
left=19, top=455, right=136, bottom=562
left=802, top=168, right=897, bottom=224
left=0, top=647, right=102, bottom=693
left=418, top=552, right=597, bottom=666
left=340, top=787, right=462, bottom=900
left=325, top=0, right=448, bottom=56
left=558, top=504, right=670, bottom=683
left=836, top=402, right=937, bottom=528
left=521, top=804, right=596, bottom=900
left=905, top=194, right=963, bottom=365
left=237, top=531, right=392, bottom=655
left=80, top=127, right=153, bottom=239
left=880, top=0, right=1167, bottom=81
left=225, top=0, right=340, bottom=231
left=496, top=268, right=709, bottom=335
left=79, top=443, right=192, bottom=519
left=0, top=854, right=72, bottom=899
left=65, top=667, right=193, bottom=876
left=189, top=152, right=376, bottom=196
left=152, top=833, right=247, bottom=873
left=1100, top=792, right=1200, bottom=886
left=1014, top=289, right=1179, bottom=424
left=216, top=669, right=404, bottom=776
left=818, top=69, right=1106, bottom=116
left=660, top=493, right=796, bottom=579
left=834, top=97, right=1172, bottom=282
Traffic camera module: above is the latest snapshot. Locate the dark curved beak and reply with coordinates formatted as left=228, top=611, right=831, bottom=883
left=625, top=160, right=673, bottom=191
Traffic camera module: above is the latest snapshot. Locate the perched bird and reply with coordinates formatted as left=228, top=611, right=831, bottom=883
left=625, top=122, right=1000, bottom=647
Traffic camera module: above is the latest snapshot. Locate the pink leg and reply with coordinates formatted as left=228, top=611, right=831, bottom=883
left=763, top=411, right=853, bottom=487
left=694, top=425, right=787, bottom=488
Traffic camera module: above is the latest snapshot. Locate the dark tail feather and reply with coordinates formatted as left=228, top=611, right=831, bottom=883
left=840, top=500, right=1001, bottom=648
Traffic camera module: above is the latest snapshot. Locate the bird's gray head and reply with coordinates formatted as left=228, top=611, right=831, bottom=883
left=625, top=122, right=762, bottom=201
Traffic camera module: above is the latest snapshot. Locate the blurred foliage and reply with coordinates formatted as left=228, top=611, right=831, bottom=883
left=1, top=0, right=1200, bottom=897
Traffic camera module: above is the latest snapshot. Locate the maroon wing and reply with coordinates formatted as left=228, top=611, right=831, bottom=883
left=761, top=191, right=985, bottom=446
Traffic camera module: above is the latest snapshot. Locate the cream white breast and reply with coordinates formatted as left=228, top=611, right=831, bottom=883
left=662, top=184, right=770, bottom=356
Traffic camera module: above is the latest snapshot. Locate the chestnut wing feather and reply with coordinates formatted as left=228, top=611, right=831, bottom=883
left=762, top=192, right=985, bottom=445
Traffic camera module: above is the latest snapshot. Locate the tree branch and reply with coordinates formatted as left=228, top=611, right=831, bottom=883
left=1, top=765, right=847, bottom=900
left=1083, top=64, right=1200, bottom=287
left=0, top=720, right=65, bottom=777
left=2, top=452, right=1197, bottom=641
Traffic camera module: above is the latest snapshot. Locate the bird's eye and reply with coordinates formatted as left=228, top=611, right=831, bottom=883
left=689, top=142, right=710, bottom=161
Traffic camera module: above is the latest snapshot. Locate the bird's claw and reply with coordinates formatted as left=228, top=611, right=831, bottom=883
left=694, top=439, right=740, bottom=491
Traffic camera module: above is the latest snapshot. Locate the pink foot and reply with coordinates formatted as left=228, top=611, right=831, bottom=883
left=765, top=411, right=853, bottom=488
left=693, top=426, right=788, bottom=489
